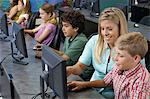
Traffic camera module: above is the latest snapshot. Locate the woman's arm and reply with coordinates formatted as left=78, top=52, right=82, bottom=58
left=67, top=80, right=107, bottom=91
left=67, top=61, right=86, bottom=76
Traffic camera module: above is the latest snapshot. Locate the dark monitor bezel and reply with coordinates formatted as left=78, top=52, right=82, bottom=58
left=73, top=0, right=81, bottom=9
left=0, top=10, right=9, bottom=37
left=90, top=0, right=100, bottom=18
left=41, top=45, right=68, bottom=99
left=13, top=22, right=28, bottom=58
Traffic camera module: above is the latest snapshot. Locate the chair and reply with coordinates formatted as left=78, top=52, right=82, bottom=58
left=49, top=25, right=62, bottom=50
left=139, top=15, right=150, bottom=26
left=145, top=40, right=150, bottom=72
left=26, top=12, right=39, bottom=29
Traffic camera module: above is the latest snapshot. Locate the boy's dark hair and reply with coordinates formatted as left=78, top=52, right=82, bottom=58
left=61, top=10, right=85, bottom=33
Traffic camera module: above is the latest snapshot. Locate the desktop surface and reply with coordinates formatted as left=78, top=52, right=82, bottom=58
left=0, top=35, right=105, bottom=99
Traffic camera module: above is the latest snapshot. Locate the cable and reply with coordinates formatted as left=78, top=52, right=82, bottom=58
left=31, top=83, right=48, bottom=99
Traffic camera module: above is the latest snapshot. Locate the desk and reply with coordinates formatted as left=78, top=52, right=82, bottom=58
left=0, top=35, right=105, bottom=99
left=128, top=21, right=150, bottom=41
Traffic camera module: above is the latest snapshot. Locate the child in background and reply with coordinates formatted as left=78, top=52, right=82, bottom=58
left=16, top=0, right=31, bottom=27
left=35, top=10, right=88, bottom=66
left=8, top=0, right=24, bottom=20
left=53, top=10, right=88, bottom=65
left=24, top=3, right=57, bottom=46
left=68, top=32, right=150, bottom=99
left=7, top=0, right=31, bottom=28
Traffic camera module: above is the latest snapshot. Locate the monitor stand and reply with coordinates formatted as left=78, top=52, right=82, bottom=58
left=40, top=74, right=56, bottom=99
left=0, top=33, right=10, bottom=42
left=90, top=12, right=99, bottom=18
left=10, top=42, right=28, bottom=65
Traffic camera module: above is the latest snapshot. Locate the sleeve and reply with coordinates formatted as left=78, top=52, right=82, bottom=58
left=103, top=66, right=117, bottom=87
left=79, top=35, right=97, bottom=65
left=46, top=23, right=56, bottom=31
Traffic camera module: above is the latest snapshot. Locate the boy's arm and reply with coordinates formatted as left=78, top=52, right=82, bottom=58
left=52, top=48, right=70, bottom=61
left=67, top=80, right=107, bottom=91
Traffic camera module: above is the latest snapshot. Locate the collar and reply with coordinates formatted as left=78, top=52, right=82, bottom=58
left=68, top=33, right=80, bottom=43
left=121, top=63, right=142, bottom=78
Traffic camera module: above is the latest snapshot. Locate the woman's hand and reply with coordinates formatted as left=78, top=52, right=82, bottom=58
left=67, top=81, right=88, bottom=91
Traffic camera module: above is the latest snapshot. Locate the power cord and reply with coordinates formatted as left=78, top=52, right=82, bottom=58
left=31, top=84, right=48, bottom=99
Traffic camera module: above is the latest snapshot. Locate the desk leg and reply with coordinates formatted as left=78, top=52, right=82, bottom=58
left=40, top=75, right=45, bottom=99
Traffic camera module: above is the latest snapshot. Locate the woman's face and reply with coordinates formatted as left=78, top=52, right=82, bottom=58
left=39, top=8, right=49, bottom=21
left=100, top=20, right=119, bottom=47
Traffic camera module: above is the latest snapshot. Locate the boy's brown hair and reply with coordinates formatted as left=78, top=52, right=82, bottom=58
left=115, top=32, right=148, bottom=59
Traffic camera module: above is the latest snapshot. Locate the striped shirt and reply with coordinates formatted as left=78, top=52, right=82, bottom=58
left=104, top=63, right=150, bottom=99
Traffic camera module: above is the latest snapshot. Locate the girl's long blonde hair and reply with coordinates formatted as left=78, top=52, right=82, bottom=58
left=94, top=7, right=128, bottom=63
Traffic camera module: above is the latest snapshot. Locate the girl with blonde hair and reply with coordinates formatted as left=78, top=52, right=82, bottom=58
left=24, top=3, right=57, bottom=46
left=66, top=7, right=128, bottom=98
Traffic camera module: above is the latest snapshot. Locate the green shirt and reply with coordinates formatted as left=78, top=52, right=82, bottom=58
left=63, top=33, right=88, bottom=65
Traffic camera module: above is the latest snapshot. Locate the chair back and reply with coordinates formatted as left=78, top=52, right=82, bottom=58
left=139, top=15, right=150, bottom=26
left=26, top=12, right=39, bottom=29
left=145, top=40, right=150, bottom=72
left=49, top=25, right=61, bottom=50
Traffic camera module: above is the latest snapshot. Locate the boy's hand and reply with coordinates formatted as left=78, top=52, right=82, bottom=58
left=34, top=44, right=43, bottom=51
left=66, top=66, right=74, bottom=77
left=67, top=81, right=87, bottom=91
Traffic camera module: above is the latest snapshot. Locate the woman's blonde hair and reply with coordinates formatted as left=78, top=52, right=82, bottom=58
left=94, top=7, right=128, bottom=63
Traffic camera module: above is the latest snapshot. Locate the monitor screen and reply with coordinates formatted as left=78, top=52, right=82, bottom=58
left=11, top=22, right=28, bottom=65
left=73, top=0, right=81, bottom=9
left=90, top=0, right=100, bottom=18
left=41, top=45, right=67, bottom=99
left=0, top=10, right=9, bottom=39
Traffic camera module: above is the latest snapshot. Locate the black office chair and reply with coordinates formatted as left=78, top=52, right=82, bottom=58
left=139, top=15, right=150, bottom=26
left=26, top=12, right=40, bottom=29
left=49, top=25, right=61, bottom=50
left=145, top=40, right=150, bottom=72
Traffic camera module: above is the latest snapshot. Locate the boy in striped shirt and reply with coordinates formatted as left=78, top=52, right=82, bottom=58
left=68, top=32, right=150, bottom=99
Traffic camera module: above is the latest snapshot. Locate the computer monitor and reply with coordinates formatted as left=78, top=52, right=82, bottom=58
left=73, top=0, right=81, bottom=9
left=11, top=22, right=28, bottom=65
left=0, top=10, right=9, bottom=40
left=90, top=0, right=100, bottom=18
left=41, top=45, right=67, bottom=99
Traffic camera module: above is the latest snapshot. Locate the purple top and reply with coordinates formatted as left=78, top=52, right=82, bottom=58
left=35, top=23, right=56, bottom=46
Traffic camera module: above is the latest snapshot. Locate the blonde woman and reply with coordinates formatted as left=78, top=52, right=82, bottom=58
left=67, top=7, right=128, bottom=99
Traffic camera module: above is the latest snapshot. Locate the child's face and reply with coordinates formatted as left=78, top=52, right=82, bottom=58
left=100, top=20, right=119, bottom=47
left=39, top=8, right=49, bottom=21
left=113, top=47, right=137, bottom=71
left=62, top=21, right=78, bottom=37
